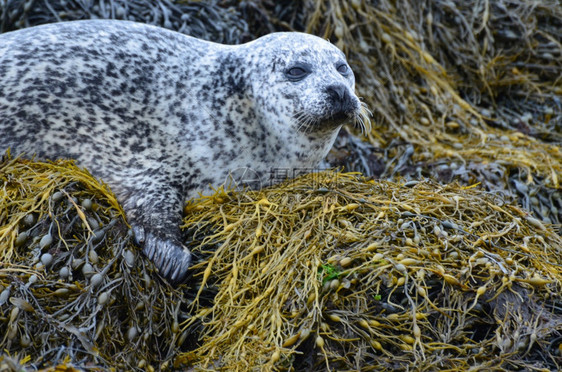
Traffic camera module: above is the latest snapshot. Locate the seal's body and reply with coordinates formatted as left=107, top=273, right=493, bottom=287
left=0, top=20, right=366, bottom=283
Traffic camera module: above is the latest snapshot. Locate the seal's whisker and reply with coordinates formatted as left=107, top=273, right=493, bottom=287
left=293, top=112, right=305, bottom=132
left=294, top=111, right=316, bottom=133
left=355, top=100, right=373, bottom=135
left=302, top=114, right=315, bottom=134
left=355, top=115, right=366, bottom=135
left=360, top=100, right=373, bottom=117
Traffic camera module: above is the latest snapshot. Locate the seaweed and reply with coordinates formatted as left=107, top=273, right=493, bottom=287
left=1, top=0, right=561, bottom=370
left=2, top=157, right=561, bottom=370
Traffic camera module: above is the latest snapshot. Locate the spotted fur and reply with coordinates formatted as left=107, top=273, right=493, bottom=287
left=0, top=20, right=362, bottom=283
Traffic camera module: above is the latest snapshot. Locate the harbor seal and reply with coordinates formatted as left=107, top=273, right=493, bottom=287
left=0, top=20, right=369, bottom=283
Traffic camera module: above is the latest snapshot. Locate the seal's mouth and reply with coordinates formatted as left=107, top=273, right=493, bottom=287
left=293, top=111, right=344, bottom=133
left=321, top=110, right=356, bottom=128
left=294, top=100, right=372, bottom=135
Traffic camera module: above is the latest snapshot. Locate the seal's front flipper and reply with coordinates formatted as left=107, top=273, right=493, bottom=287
left=133, top=225, right=192, bottom=284
left=143, top=233, right=192, bottom=284
left=117, top=179, right=193, bottom=284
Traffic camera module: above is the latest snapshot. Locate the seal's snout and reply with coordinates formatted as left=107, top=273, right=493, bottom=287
left=326, top=84, right=357, bottom=119
left=326, top=84, right=347, bottom=102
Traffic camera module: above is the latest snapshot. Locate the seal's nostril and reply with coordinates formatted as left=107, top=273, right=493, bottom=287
left=326, top=84, right=347, bottom=102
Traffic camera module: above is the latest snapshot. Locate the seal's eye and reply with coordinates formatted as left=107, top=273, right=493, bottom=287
left=285, top=64, right=311, bottom=81
left=337, top=63, right=350, bottom=75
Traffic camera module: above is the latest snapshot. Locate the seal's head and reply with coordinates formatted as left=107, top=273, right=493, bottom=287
left=241, top=32, right=370, bottom=136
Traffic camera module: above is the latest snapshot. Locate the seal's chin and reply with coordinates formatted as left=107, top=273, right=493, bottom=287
left=326, top=110, right=354, bottom=124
